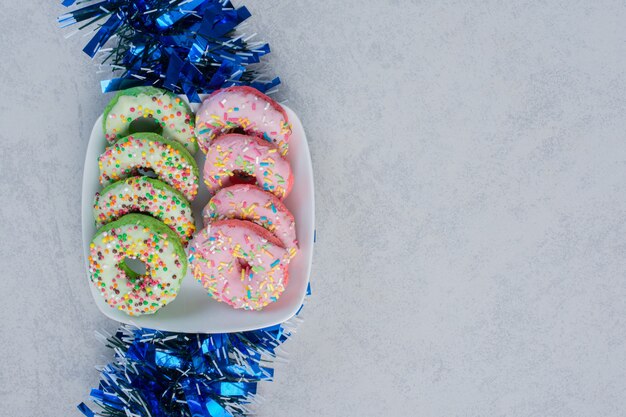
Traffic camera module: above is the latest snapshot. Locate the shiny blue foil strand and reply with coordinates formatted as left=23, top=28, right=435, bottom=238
left=59, top=0, right=280, bottom=102
left=77, top=323, right=299, bottom=416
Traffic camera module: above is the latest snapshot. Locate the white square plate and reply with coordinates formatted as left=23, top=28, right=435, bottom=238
left=81, top=99, right=314, bottom=333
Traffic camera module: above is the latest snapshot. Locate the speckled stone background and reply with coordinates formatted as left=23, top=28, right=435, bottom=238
left=1, top=1, right=626, bottom=416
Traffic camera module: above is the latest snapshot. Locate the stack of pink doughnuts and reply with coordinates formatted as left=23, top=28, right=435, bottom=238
left=189, top=86, right=299, bottom=311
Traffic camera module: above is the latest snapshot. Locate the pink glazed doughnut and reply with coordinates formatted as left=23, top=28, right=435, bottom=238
left=194, top=86, right=292, bottom=155
left=188, top=219, right=290, bottom=310
left=203, top=184, right=298, bottom=260
left=203, top=133, right=293, bottom=199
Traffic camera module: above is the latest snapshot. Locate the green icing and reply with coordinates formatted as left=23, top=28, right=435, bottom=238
left=103, top=86, right=197, bottom=154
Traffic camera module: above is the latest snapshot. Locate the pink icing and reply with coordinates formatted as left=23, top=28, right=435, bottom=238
left=203, top=184, right=298, bottom=260
left=203, top=134, right=293, bottom=199
left=195, top=86, right=292, bottom=155
left=188, top=219, right=289, bottom=310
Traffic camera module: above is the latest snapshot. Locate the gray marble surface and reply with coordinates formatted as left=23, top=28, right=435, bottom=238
left=2, top=1, right=626, bottom=416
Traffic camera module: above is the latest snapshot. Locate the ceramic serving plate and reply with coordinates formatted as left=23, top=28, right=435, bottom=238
left=81, top=99, right=314, bottom=333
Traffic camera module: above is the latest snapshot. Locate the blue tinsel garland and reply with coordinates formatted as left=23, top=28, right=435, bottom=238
left=58, top=0, right=280, bottom=102
left=76, top=319, right=303, bottom=417
left=59, top=1, right=309, bottom=415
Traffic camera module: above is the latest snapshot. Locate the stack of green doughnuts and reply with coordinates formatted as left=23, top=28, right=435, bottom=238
left=88, top=87, right=199, bottom=316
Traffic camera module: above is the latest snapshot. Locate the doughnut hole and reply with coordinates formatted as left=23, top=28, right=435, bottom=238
left=120, top=257, right=148, bottom=280
left=137, top=167, right=159, bottom=178
left=238, top=258, right=252, bottom=276
left=128, top=116, right=163, bottom=136
left=229, top=126, right=247, bottom=135
left=231, top=170, right=257, bottom=185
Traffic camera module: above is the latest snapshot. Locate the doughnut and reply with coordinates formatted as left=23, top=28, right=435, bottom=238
left=103, top=86, right=198, bottom=154
left=94, top=176, right=195, bottom=244
left=195, top=86, right=292, bottom=155
left=188, top=219, right=289, bottom=310
left=203, top=133, right=293, bottom=199
left=88, top=213, right=187, bottom=316
left=98, top=132, right=199, bottom=201
left=203, top=184, right=298, bottom=260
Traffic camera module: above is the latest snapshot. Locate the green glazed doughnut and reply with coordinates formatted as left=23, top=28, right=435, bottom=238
left=98, top=132, right=199, bottom=200
left=88, top=213, right=187, bottom=316
left=103, top=86, right=198, bottom=154
left=93, top=176, right=196, bottom=244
